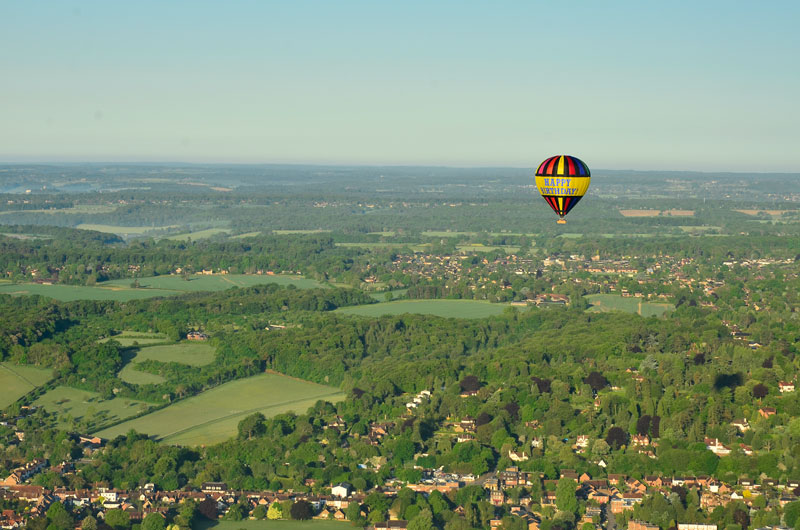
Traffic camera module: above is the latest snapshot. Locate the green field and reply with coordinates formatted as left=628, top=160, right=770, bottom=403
left=34, top=386, right=152, bottom=429
left=0, top=232, right=53, bottom=240
left=0, top=363, right=54, bottom=409
left=335, top=242, right=430, bottom=252
left=0, top=283, right=178, bottom=301
left=76, top=223, right=179, bottom=235
left=456, top=244, right=520, bottom=253
left=166, top=228, right=231, bottom=241
left=102, top=336, right=169, bottom=347
left=129, top=342, right=216, bottom=366
left=369, top=288, right=408, bottom=301
left=117, top=341, right=216, bottom=385
left=421, top=230, right=478, bottom=237
left=336, top=299, right=511, bottom=319
left=118, top=364, right=167, bottom=385
left=0, top=274, right=324, bottom=302
left=0, top=205, right=117, bottom=216
left=103, top=274, right=324, bottom=292
left=586, top=294, right=674, bottom=317
left=272, top=229, right=332, bottom=234
left=100, top=331, right=170, bottom=347
left=232, top=231, right=262, bottom=238
left=196, top=520, right=350, bottom=530
left=96, top=373, right=344, bottom=445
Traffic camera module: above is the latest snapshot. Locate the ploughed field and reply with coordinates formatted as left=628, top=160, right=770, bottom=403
left=586, top=293, right=674, bottom=317
left=0, top=363, right=53, bottom=409
left=0, top=274, right=324, bottom=301
left=95, top=373, right=344, bottom=446
left=335, top=299, right=511, bottom=319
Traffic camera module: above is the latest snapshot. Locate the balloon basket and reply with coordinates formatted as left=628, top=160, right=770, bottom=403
left=556, top=219, right=567, bottom=225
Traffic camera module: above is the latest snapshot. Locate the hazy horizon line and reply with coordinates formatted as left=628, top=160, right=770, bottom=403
left=0, top=158, right=799, bottom=176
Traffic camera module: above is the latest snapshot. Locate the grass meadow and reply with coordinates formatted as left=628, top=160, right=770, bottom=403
left=34, top=386, right=152, bottom=429
left=100, top=331, right=170, bottom=347
left=76, top=223, right=179, bottom=235
left=586, top=294, right=674, bottom=317
left=96, top=373, right=344, bottom=445
left=166, top=228, right=231, bottom=241
left=116, top=340, right=216, bottom=385
left=456, top=244, right=520, bottom=253
left=0, top=274, right=324, bottom=302
left=0, top=363, right=54, bottom=409
left=336, top=299, right=511, bottom=319
left=127, top=342, right=217, bottom=366
left=102, top=274, right=324, bottom=292
left=0, top=283, right=178, bottom=301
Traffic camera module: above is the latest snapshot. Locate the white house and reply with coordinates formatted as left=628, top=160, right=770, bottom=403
left=332, top=482, right=352, bottom=498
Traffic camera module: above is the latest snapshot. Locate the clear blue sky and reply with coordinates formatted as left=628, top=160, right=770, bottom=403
left=2, top=1, right=798, bottom=171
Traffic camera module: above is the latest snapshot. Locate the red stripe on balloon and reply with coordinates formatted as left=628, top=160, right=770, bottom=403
left=566, top=157, right=575, bottom=175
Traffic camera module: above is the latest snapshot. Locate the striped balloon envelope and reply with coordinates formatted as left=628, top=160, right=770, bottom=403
left=534, top=155, right=591, bottom=223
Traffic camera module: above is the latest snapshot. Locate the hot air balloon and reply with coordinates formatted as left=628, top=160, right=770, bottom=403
left=535, top=155, right=591, bottom=224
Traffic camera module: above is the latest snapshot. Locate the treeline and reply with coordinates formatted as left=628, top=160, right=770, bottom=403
left=0, top=230, right=365, bottom=284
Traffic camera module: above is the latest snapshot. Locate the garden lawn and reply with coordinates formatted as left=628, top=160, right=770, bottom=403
left=95, top=373, right=344, bottom=446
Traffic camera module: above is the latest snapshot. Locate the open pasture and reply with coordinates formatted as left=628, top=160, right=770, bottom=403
left=735, top=209, right=796, bottom=217
left=95, top=373, right=344, bottom=446
left=100, top=330, right=170, bottom=347
left=118, top=365, right=166, bottom=385
left=421, top=230, right=477, bottom=237
left=456, top=244, right=520, bottom=253
left=117, top=342, right=216, bottom=385
left=0, top=363, right=53, bottom=409
left=586, top=294, right=673, bottom=317
left=0, top=232, right=53, bottom=240
left=129, top=342, right=216, bottom=366
left=76, top=223, right=179, bottom=235
left=335, top=242, right=430, bottom=252
left=0, top=205, right=117, bottom=216
left=679, top=226, right=722, bottom=234
left=618, top=209, right=694, bottom=217
left=101, top=273, right=325, bottom=293
left=272, top=229, right=332, bottom=234
left=336, top=299, right=510, bottom=319
left=166, top=228, right=231, bottom=241
left=0, top=283, right=178, bottom=302
left=34, top=386, right=151, bottom=429
left=0, top=274, right=322, bottom=302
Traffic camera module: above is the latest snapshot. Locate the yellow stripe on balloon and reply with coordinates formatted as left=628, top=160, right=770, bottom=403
left=558, top=197, right=563, bottom=212
left=557, top=156, right=565, bottom=175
